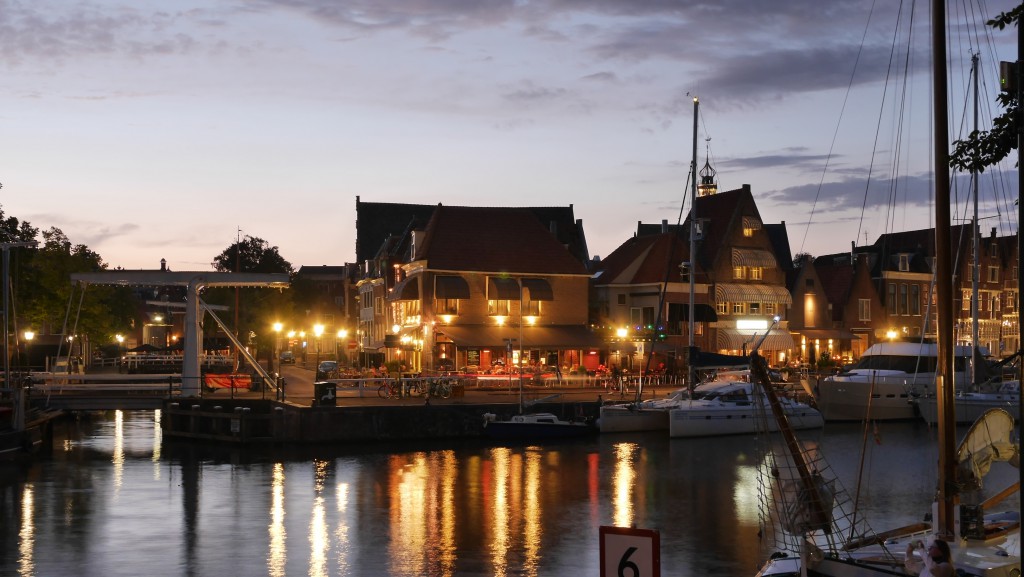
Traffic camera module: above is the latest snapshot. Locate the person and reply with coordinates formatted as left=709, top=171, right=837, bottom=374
left=905, top=538, right=954, bottom=577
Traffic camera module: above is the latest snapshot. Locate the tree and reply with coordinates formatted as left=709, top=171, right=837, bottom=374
left=206, top=235, right=294, bottom=353
left=19, top=228, right=135, bottom=345
left=949, top=4, right=1024, bottom=173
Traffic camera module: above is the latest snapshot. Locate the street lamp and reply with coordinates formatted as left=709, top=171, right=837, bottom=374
left=313, top=324, right=324, bottom=377
left=272, top=322, right=282, bottom=374
left=23, top=330, right=34, bottom=372
left=115, top=334, right=125, bottom=370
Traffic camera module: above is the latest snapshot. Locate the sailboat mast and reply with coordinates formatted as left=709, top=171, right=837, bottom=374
left=688, top=97, right=699, bottom=387
left=971, top=53, right=980, bottom=388
left=931, top=0, right=957, bottom=539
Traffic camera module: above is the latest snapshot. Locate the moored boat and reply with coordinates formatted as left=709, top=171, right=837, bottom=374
left=482, top=412, right=596, bottom=439
left=668, top=370, right=823, bottom=438
left=815, top=340, right=977, bottom=421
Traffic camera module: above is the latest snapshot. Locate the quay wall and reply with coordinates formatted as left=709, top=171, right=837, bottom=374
left=162, top=399, right=601, bottom=444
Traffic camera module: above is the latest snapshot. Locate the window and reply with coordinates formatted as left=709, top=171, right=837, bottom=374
left=898, top=254, right=910, bottom=271
left=641, top=306, right=656, bottom=328
left=488, top=300, right=510, bottom=316
left=858, top=298, right=871, bottom=321
left=887, top=284, right=897, bottom=314
left=899, top=284, right=908, bottom=315
left=749, top=302, right=761, bottom=315
left=764, top=303, right=776, bottom=315
left=749, top=267, right=763, bottom=280
left=523, top=300, right=541, bottom=316
left=743, top=226, right=755, bottom=237
left=990, top=243, right=998, bottom=258
left=630, top=307, right=642, bottom=327
left=988, top=266, right=1000, bottom=283
left=732, top=302, right=745, bottom=314
left=993, top=294, right=1001, bottom=312
left=733, top=266, right=745, bottom=279
left=374, top=296, right=384, bottom=315
left=436, top=298, right=459, bottom=315
left=910, top=285, right=920, bottom=316
left=680, top=266, right=690, bottom=282
left=717, top=302, right=729, bottom=315
left=617, top=294, right=626, bottom=306
left=962, top=289, right=972, bottom=311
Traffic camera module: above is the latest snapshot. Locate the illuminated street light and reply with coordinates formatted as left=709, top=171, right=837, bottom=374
left=23, top=330, right=34, bottom=372
left=314, top=324, right=324, bottom=376
left=272, top=322, right=282, bottom=374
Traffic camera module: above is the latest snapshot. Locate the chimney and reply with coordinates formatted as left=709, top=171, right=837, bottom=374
left=661, top=219, right=669, bottom=233
left=160, top=258, right=167, bottom=272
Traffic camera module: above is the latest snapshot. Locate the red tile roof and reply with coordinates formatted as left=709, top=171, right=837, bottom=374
left=417, top=206, right=589, bottom=275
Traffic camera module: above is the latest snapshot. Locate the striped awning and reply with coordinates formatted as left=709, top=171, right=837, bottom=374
left=388, top=277, right=419, bottom=301
left=715, top=283, right=792, bottom=305
left=717, top=328, right=795, bottom=351
left=488, top=277, right=520, bottom=300
left=742, top=216, right=762, bottom=231
left=521, top=278, right=553, bottom=301
left=731, top=248, right=777, bottom=269
left=434, top=275, right=470, bottom=299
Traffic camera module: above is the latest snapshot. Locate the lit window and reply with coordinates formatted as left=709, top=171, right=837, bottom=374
left=732, top=302, right=745, bottom=314
left=717, top=302, right=729, bottom=315
left=488, top=300, right=510, bottom=316
left=749, top=267, right=763, bottom=280
left=436, top=298, right=458, bottom=315
left=733, top=266, right=745, bottom=279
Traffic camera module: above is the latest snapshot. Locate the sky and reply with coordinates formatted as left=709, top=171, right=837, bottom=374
left=1, top=0, right=1020, bottom=272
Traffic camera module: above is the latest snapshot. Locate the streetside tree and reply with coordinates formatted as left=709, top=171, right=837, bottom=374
left=949, top=3, right=1024, bottom=173
left=206, top=235, right=294, bottom=358
left=18, top=227, right=135, bottom=356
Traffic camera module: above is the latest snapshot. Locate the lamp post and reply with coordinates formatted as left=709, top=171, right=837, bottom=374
left=23, top=330, right=34, bottom=373
left=272, top=322, right=282, bottom=375
left=313, top=324, right=324, bottom=377
left=115, top=334, right=124, bottom=372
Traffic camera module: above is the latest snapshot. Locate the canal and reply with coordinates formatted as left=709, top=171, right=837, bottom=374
left=1, top=411, right=1017, bottom=576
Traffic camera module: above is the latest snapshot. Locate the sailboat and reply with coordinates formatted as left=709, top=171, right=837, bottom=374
left=916, top=54, right=1021, bottom=425
left=755, top=1, right=1020, bottom=575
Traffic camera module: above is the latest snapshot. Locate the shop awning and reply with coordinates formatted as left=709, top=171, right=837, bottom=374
left=715, top=283, right=792, bottom=305
left=731, top=248, right=777, bottom=269
left=488, top=277, right=520, bottom=300
left=717, top=328, right=795, bottom=351
left=436, top=324, right=605, bottom=349
left=796, top=328, right=860, bottom=341
left=434, top=275, right=470, bottom=299
left=388, top=277, right=419, bottom=301
left=521, top=278, right=553, bottom=301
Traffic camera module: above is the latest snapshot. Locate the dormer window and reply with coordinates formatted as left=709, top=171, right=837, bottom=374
left=898, top=254, right=910, bottom=272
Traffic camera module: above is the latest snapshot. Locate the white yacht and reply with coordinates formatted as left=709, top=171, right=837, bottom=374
left=815, top=340, right=978, bottom=421
left=668, top=370, right=822, bottom=438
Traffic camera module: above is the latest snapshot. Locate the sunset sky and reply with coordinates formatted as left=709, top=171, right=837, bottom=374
left=1, top=0, right=1019, bottom=271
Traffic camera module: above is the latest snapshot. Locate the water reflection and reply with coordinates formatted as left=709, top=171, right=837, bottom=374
left=3, top=413, right=1016, bottom=577
left=18, top=484, right=34, bottom=576
left=268, top=463, right=286, bottom=577
left=612, top=442, right=638, bottom=527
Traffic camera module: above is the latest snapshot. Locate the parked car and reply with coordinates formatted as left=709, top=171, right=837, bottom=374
left=316, top=360, right=339, bottom=380
left=279, top=351, right=295, bottom=364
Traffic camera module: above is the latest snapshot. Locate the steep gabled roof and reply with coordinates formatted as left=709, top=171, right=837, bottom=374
left=592, top=231, right=687, bottom=285
left=355, top=199, right=436, bottom=264
left=355, top=198, right=589, bottom=265
left=416, top=206, right=589, bottom=275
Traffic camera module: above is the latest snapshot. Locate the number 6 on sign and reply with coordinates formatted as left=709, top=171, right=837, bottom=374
left=599, top=526, right=660, bottom=577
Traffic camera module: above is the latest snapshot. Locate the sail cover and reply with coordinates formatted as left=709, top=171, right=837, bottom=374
left=956, top=408, right=1020, bottom=491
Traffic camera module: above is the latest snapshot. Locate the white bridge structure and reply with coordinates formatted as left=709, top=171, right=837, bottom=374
left=71, top=271, right=289, bottom=397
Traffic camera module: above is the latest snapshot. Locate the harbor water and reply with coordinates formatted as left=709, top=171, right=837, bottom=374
left=1, top=411, right=1018, bottom=576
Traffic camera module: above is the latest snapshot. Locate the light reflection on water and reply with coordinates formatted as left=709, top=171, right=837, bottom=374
left=1, top=413, right=1018, bottom=576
